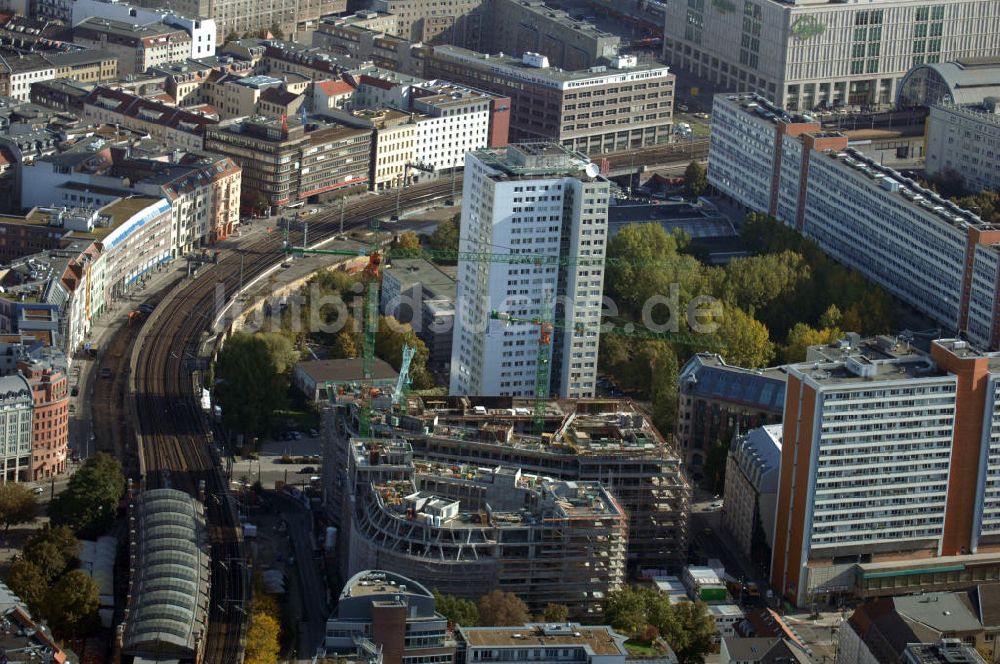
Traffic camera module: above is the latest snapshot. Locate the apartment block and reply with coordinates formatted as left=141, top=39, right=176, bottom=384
left=677, top=351, right=787, bottom=474
left=424, top=46, right=674, bottom=154
left=71, top=0, right=216, bottom=59
left=312, top=13, right=426, bottom=78
left=203, top=115, right=371, bottom=209
left=82, top=86, right=218, bottom=151
left=709, top=92, right=1000, bottom=349
left=132, top=0, right=345, bottom=42
left=722, top=424, right=781, bottom=574
left=19, top=358, right=68, bottom=480
left=336, top=436, right=627, bottom=619
left=450, top=143, right=608, bottom=399
left=0, top=374, right=34, bottom=483
left=329, top=397, right=691, bottom=574
left=663, top=0, right=1000, bottom=110
left=772, top=337, right=1000, bottom=606
left=926, top=101, right=1000, bottom=193
left=72, top=18, right=192, bottom=75
left=487, top=0, right=620, bottom=70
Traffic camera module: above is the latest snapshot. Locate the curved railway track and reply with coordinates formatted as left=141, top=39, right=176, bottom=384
left=131, top=178, right=460, bottom=662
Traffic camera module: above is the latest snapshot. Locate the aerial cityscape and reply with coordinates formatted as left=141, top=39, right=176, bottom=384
left=0, top=0, right=992, bottom=661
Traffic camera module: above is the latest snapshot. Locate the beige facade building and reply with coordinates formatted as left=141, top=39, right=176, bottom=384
left=425, top=46, right=674, bottom=154
left=369, top=109, right=417, bottom=191
left=134, top=0, right=345, bottom=42
left=82, top=86, right=217, bottom=151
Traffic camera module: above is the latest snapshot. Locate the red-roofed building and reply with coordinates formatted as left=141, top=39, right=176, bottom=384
left=314, top=78, right=356, bottom=112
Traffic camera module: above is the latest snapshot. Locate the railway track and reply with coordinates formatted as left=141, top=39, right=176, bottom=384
left=130, top=178, right=460, bottom=663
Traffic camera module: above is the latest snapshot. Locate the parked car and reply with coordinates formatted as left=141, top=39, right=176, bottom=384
left=70, top=386, right=79, bottom=396
left=677, top=104, right=689, bottom=112
left=309, top=429, right=319, bottom=438
left=31, top=486, right=44, bottom=495
left=693, top=112, right=711, bottom=120
left=291, top=431, right=302, bottom=440
left=99, top=368, right=112, bottom=379
left=299, top=466, right=316, bottom=474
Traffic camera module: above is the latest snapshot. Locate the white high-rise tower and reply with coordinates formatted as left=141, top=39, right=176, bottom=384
left=449, top=143, right=609, bottom=399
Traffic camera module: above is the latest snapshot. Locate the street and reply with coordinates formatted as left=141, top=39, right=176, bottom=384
left=274, top=494, right=328, bottom=661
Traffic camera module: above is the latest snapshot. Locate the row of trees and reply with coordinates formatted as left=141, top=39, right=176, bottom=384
left=245, top=575, right=283, bottom=664
left=433, top=587, right=715, bottom=664
left=433, top=590, right=569, bottom=628
left=599, top=215, right=897, bottom=437
left=6, top=525, right=100, bottom=638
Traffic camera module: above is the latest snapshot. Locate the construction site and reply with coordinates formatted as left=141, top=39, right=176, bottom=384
left=330, top=430, right=627, bottom=619
left=323, top=396, right=690, bottom=595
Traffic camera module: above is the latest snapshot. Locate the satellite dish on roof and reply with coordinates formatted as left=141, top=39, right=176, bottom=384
left=584, top=162, right=600, bottom=178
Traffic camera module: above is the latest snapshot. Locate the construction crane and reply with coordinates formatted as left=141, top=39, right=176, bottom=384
left=393, top=344, right=416, bottom=407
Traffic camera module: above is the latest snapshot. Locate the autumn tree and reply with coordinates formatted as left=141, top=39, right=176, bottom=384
left=660, top=601, right=716, bottom=664
left=0, top=483, right=37, bottom=531
left=541, top=603, right=569, bottom=623
left=6, top=558, right=47, bottom=613
left=782, top=322, right=843, bottom=363
left=434, top=590, right=480, bottom=627
left=332, top=330, right=359, bottom=359
left=44, top=571, right=100, bottom=638
left=395, top=231, right=422, bottom=254
left=375, top=316, right=434, bottom=388
left=245, top=610, right=282, bottom=664
left=477, top=590, right=531, bottom=626
left=714, top=306, right=774, bottom=368
left=604, top=586, right=715, bottom=663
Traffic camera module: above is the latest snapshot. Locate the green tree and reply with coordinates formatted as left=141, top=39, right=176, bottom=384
left=23, top=525, right=79, bottom=580
left=434, top=590, right=480, bottom=627
left=375, top=316, right=434, bottom=389
left=214, top=333, right=289, bottom=436
left=224, top=29, right=240, bottom=42
left=684, top=160, right=707, bottom=198
left=48, top=453, right=124, bottom=537
left=268, top=22, right=284, bottom=39
left=332, top=331, right=359, bottom=359
left=428, top=214, right=460, bottom=256
left=258, top=331, right=299, bottom=374
left=714, top=306, right=774, bottom=368
left=43, top=570, right=100, bottom=638
left=722, top=251, right=811, bottom=316
left=0, top=483, right=37, bottom=531
left=659, top=600, right=716, bottom=664
left=6, top=559, right=47, bottom=613
left=701, top=439, right=729, bottom=495
left=477, top=590, right=531, bottom=626
left=604, top=586, right=669, bottom=640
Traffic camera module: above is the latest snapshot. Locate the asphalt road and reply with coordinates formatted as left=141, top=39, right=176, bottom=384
left=275, top=494, right=328, bottom=661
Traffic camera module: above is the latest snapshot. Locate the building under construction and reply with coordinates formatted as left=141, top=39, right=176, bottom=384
left=323, top=397, right=689, bottom=581
left=329, top=431, right=627, bottom=619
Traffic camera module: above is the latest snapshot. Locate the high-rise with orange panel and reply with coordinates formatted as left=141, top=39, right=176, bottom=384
left=18, top=359, right=69, bottom=480
left=772, top=337, right=1000, bottom=607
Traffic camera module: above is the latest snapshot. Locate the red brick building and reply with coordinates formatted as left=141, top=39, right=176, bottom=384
left=18, top=359, right=68, bottom=480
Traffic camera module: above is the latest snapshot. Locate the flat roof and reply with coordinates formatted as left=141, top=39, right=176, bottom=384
left=384, top=257, right=455, bottom=299
left=460, top=624, right=627, bottom=656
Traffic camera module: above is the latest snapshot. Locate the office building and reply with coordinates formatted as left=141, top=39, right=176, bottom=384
left=424, top=46, right=674, bottom=154
left=709, top=92, right=1000, bottom=349
left=925, top=101, right=1000, bottom=193
left=722, top=424, right=781, bottom=574
left=663, top=0, right=1000, bottom=110
left=455, top=623, right=632, bottom=663
left=371, top=0, right=487, bottom=48
left=676, top=352, right=787, bottom=473
left=449, top=143, right=608, bottom=399
left=326, top=570, right=455, bottom=663
left=335, top=436, right=627, bottom=619
left=412, top=81, right=505, bottom=172
left=203, top=115, right=371, bottom=209
left=325, top=397, right=689, bottom=573
left=487, top=0, right=620, bottom=70
left=312, top=13, right=425, bottom=78
left=772, top=337, right=1000, bottom=606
